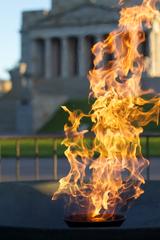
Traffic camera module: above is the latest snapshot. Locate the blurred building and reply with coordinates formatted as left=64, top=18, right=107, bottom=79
left=21, top=0, right=120, bottom=97
left=21, top=0, right=160, bottom=94
left=0, top=0, right=160, bottom=134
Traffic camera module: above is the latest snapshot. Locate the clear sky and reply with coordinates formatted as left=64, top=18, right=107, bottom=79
left=0, top=0, right=50, bottom=80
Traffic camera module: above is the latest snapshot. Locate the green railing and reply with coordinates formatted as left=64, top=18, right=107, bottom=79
left=0, top=133, right=158, bottom=182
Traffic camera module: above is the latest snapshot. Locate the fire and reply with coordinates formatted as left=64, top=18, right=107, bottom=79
left=53, top=0, right=160, bottom=220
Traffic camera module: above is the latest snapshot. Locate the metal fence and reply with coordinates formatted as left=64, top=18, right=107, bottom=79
left=142, top=132, right=160, bottom=181
left=0, top=133, right=158, bottom=182
left=0, top=134, right=63, bottom=182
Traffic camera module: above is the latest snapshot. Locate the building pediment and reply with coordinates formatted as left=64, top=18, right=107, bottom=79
left=30, top=4, right=119, bottom=30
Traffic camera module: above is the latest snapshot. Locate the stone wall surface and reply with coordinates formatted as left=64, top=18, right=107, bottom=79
left=52, top=0, right=119, bottom=13
left=0, top=99, right=18, bottom=133
left=51, top=0, right=143, bottom=13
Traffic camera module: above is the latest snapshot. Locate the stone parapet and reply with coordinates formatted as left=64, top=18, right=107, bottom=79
left=22, top=11, right=49, bottom=31
left=51, top=0, right=120, bottom=14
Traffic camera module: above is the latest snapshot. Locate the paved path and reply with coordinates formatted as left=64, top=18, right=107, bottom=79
left=0, top=181, right=159, bottom=229
left=0, top=157, right=160, bottom=182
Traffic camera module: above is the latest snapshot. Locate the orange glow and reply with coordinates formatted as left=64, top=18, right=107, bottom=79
left=53, top=0, right=160, bottom=220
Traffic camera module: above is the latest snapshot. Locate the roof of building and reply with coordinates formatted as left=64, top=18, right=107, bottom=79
left=24, top=3, right=120, bottom=31
left=51, top=0, right=120, bottom=13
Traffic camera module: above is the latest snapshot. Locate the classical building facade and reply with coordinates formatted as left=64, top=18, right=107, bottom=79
left=0, top=0, right=160, bottom=134
left=21, top=0, right=120, bottom=97
left=21, top=0, right=160, bottom=97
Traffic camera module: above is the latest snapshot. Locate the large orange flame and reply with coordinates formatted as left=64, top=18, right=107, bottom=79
left=53, top=0, right=160, bottom=220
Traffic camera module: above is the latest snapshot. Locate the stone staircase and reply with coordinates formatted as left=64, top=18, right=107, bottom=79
left=32, top=93, right=67, bottom=132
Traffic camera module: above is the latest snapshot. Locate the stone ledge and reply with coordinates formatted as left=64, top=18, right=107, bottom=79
left=0, top=181, right=160, bottom=239
left=0, top=226, right=160, bottom=240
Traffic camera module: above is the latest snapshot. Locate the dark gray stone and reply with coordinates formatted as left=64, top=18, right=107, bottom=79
left=0, top=181, right=160, bottom=239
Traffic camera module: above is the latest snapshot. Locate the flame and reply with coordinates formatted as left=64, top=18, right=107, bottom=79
left=53, top=0, right=160, bottom=220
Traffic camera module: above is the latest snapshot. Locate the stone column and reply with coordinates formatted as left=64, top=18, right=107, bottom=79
left=78, top=36, right=87, bottom=76
left=61, top=37, right=69, bottom=78
left=149, top=20, right=160, bottom=76
left=45, top=38, right=52, bottom=80
left=31, top=40, right=39, bottom=77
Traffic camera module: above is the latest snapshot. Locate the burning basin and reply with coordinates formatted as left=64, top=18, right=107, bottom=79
left=53, top=0, right=160, bottom=225
left=64, top=213, right=125, bottom=227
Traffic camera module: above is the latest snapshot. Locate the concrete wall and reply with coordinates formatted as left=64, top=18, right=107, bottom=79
left=0, top=92, right=33, bottom=134
left=22, top=11, right=46, bottom=30
left=51, top=0, right=144, bottom=13
left=16, top=102, right=33, bottom=134
left=0, top=100, right=17, bottom=133
left=51, top=0, right=119, bottom=13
